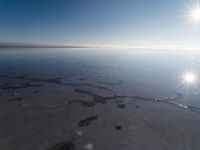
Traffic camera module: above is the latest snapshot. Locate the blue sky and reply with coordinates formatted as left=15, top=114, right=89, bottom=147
left=0, top=0, right=199, bottom=46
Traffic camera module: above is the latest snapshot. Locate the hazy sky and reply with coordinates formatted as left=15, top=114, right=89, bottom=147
left=0, top=0, right=199, bottom=46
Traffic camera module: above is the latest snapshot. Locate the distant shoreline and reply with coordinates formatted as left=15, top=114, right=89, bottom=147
left=1, top=43, right=200, bottom=50
left=0, top=43, right=94, bottom=49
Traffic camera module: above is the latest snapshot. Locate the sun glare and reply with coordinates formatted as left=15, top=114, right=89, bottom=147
left=183, top=72, right=197, bottom=84
left=180, top=71, right=200, bottom=92
left=186, top=2, right=200, bottom=26
left=191, top=7, right=200, bottom=23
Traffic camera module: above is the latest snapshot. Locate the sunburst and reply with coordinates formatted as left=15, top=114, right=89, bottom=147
left=184, top=1, right=200, bottom=27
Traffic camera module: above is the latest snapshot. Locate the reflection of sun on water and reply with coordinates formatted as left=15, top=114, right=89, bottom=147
left=179, top=71, right=199, bottom=94
left=183, top=72, right=197, bottom=84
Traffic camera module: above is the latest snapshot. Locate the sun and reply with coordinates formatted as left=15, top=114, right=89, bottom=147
left=185, top=2, right=200, bottom=26
left=190, top=6, right=200, bottom=23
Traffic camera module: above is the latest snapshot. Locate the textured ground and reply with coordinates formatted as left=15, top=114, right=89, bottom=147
left=0, top=73, right=200, bottom=150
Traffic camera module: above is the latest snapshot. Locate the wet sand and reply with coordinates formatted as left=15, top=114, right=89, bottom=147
left=0, top=49, right=200, bottom=150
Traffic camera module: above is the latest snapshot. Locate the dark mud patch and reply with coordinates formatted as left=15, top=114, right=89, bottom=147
left=78, top=115, right=98, bottom=127
left=117, top=104, right=126, bottom=109
left=115, top=126, right=122, bottom=130
left=9, top=97, right=23, bottom=102
left=47, top=141, right=75, bottom=150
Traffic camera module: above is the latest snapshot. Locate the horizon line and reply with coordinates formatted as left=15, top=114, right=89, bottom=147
left=0, top=42, right=94, bottom=49
left=0, top=42, right=200, bottom=50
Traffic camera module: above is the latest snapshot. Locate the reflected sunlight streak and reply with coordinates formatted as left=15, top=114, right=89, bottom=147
left=178, top=70, right=200, bottom=94
left=183, top=72, right=197, bottom=84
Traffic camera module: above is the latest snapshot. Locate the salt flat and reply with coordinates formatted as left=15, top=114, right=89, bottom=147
left=0, top=48, right=200, bottom=150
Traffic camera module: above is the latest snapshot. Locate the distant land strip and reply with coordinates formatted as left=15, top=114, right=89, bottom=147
left=0, top=42, right=94, bottom=48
